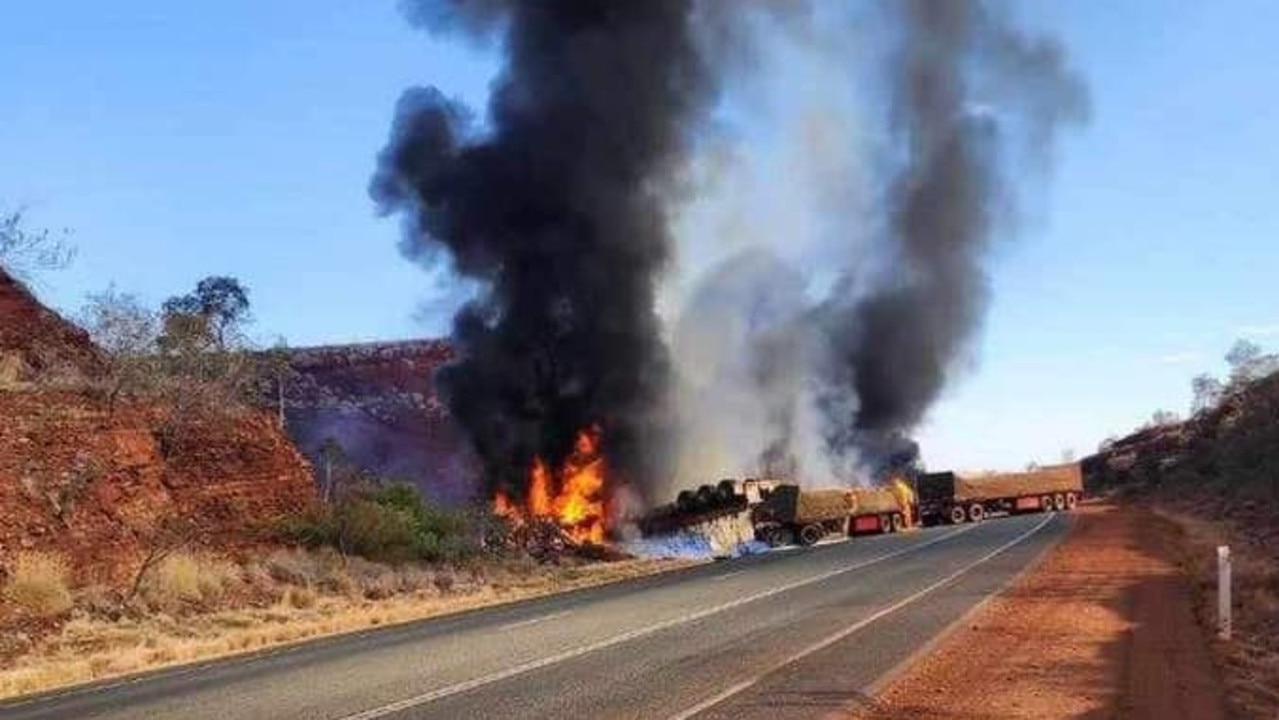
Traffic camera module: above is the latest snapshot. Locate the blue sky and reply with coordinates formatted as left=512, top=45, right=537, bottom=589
left=3, top=1, right=1277, bottom=471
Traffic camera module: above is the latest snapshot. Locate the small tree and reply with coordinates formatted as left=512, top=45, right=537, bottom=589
left=1224, top=339, right=1279, bottom=386
left=1150, top=409, right=1180, bottom=427
left=1191, top=373, right=1225, bottom=414
left=162, top=276, right=250, bottom=350
left=80, top=287, right=160, bottom=413
left=0, top=209, right=74, bottom=282
left=318, top=438, right=343, bottom=504
left=257, top=338, right=297, bottom=430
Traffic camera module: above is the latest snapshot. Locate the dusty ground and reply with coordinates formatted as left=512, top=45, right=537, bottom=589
left=0, top=554, right=693, bottom=700
left=1153, top=503, right=1279, bottom=719
left=853, top=503, right=1226, bottom=720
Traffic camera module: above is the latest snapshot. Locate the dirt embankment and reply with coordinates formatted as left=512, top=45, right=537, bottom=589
left=0, top=392, right=315, bottom=587
left=855, top=504, right=1226, bottom=720
left=0, top=267, right=316, bottom=588
left=0, top=270, right=101, bottom=381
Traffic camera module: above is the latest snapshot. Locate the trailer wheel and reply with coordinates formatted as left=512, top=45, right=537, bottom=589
left=1052, top=493, right=1066, bottom=511
left=1065, top=492, right=1079, bottom=511
left=949, top=506, right=967, bottom=525
left=1041, top=495, right=1054, bottom=513
left=891, top=512, right=906, bottom=533
left=798, top=524, right=824, bottom=546
left=967, top=503, right=985, bottom=523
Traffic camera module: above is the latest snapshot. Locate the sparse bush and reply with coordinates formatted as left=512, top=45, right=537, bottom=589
left=140, top=553, right=240, bottom=611
left=283, top=586, right=317, bottom=610
left=264, top=548, right=318, bottom=587
left=4, top=552, right=73, bottom=617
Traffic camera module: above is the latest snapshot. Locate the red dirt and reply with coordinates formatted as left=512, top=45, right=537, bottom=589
left=0, top=270, right=315, bottom=589
left=0, top=270, right=101, bottom=379
left=854, top=504, right=1226, bottom=720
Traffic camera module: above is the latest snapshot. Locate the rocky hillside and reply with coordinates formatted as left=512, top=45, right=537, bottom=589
left=283, top=340, right=476, bottom=505
left=1084, top=369, right=1279, bottom=717
left=0, top=270, right=100, bottom=382
left=1084, top=369, right=1279, bottom=535
left=0, top=268, right=314, bottom=584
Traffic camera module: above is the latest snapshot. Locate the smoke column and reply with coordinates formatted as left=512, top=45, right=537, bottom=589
left=371, top=1, right=718, bottom=499
left=816, top=0, right=1089, bottom=475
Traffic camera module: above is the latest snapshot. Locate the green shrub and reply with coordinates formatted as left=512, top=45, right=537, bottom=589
left=281, top=483, right=479, bottom=565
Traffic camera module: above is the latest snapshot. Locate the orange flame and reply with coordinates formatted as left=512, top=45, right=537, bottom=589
left=492, top=425, right=608, bottom=545
left=891, top=477, right=917, bottom=529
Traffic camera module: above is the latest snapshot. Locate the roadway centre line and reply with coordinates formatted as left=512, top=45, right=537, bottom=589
left=336, top=524, right=980, bottom=720
left=665, top=513, right=1058, bottom=720
left=498, top=610, right=571, bottom=631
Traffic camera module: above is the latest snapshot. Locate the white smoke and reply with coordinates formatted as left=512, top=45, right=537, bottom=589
left=661, top=4, right=877, bottom=493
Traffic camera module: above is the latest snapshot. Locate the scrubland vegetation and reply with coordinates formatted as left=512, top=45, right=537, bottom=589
left=1087, top=340, right=1279, bottom=719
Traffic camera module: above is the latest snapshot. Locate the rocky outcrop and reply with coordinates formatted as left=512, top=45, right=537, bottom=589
left=0, top=269, right=314, bottom=584
left=283, top=340, right=476, bottom=505
left=0, top=269, right=100, bottom=382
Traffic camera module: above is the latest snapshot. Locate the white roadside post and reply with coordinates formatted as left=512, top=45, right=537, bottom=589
left=1217, top=545, right=1232, bottom=641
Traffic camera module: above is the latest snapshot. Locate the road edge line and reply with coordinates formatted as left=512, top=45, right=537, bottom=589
left=858, top=511, right=1075, bottom=701
left=337, top=525, right=980, bottom=720
left=666, top=513, right=1059, bottom=720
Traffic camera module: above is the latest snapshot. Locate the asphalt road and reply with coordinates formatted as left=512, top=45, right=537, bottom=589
left=2, top=512, right=1069, bottom=720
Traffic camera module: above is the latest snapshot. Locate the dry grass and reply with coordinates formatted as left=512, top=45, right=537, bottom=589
left=1155, top=507, right=1279, bottom=718
left=0, top=554, right=695, bottom=700
left=3, top=552, right=73, bottom=618
left=139, top=553, right=241, bottom=611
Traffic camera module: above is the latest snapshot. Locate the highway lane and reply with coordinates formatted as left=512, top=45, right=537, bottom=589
left=1, top=512, right=1069, bottom=720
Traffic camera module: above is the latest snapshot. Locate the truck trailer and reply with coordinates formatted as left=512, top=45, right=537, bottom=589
left=751, top=484, right=914, bottom=547
left=915, top=463, right=1083, bottom=526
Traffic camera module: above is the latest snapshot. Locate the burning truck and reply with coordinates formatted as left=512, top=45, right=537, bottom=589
left=634, top=477, right=918, bottom=556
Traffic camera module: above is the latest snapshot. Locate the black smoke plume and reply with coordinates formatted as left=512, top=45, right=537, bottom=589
left=371, top=1, right=717, bottom=500
left=816, top=0, right=1088, bottom=475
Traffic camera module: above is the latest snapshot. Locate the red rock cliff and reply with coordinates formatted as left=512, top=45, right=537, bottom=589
left=0, top=269, right=314, bottom=583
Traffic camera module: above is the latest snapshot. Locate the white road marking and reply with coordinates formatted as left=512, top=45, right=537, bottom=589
left=666, top=513, right=1058, bottom=720
left=497, top=610, right=571, bottom=631
left=710, top=571, right=744, bottom=582
left=337, top=524, right=979, bottom=720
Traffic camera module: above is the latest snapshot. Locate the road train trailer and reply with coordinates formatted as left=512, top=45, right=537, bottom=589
left=751, top=484, right=914, bottom=547
left=915, top=463, right=1084, bottom=526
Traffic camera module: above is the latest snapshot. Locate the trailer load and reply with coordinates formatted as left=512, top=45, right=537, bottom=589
left=916, top=463, right=1083, bottom=526
left=638, top=478, right=781, bottom=537
left=752, top=483, right=915, bottom=547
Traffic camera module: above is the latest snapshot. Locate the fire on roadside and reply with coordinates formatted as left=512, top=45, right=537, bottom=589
left=493, top=425, right=608, bottom=545
left=890, top=476, right=918, bottom=528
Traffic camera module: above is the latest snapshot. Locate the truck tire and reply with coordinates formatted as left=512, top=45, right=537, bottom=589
left=1041, top=495, right=1054, bottom=513
left=676, top=490, right=697, bottom=513
left=798, top=524, right=824, bottom=546
left=716, top=480, right=737, bottom=504
left=967, top=503, right=985, bottom=523
left=891, top=512, right=906, bottom=533
left=878, top=514, right=892, bottom=534
left=1052, top=493, right=1066, bottom=511
left=1065, top=492, right=1079, bottom=511
left=949, top=506, right=967, bottom=525
left=695, top=485, right=717, bottom=510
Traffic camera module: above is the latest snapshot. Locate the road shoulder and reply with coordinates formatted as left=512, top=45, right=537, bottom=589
left=852, top=503, right=1227, bottom=720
